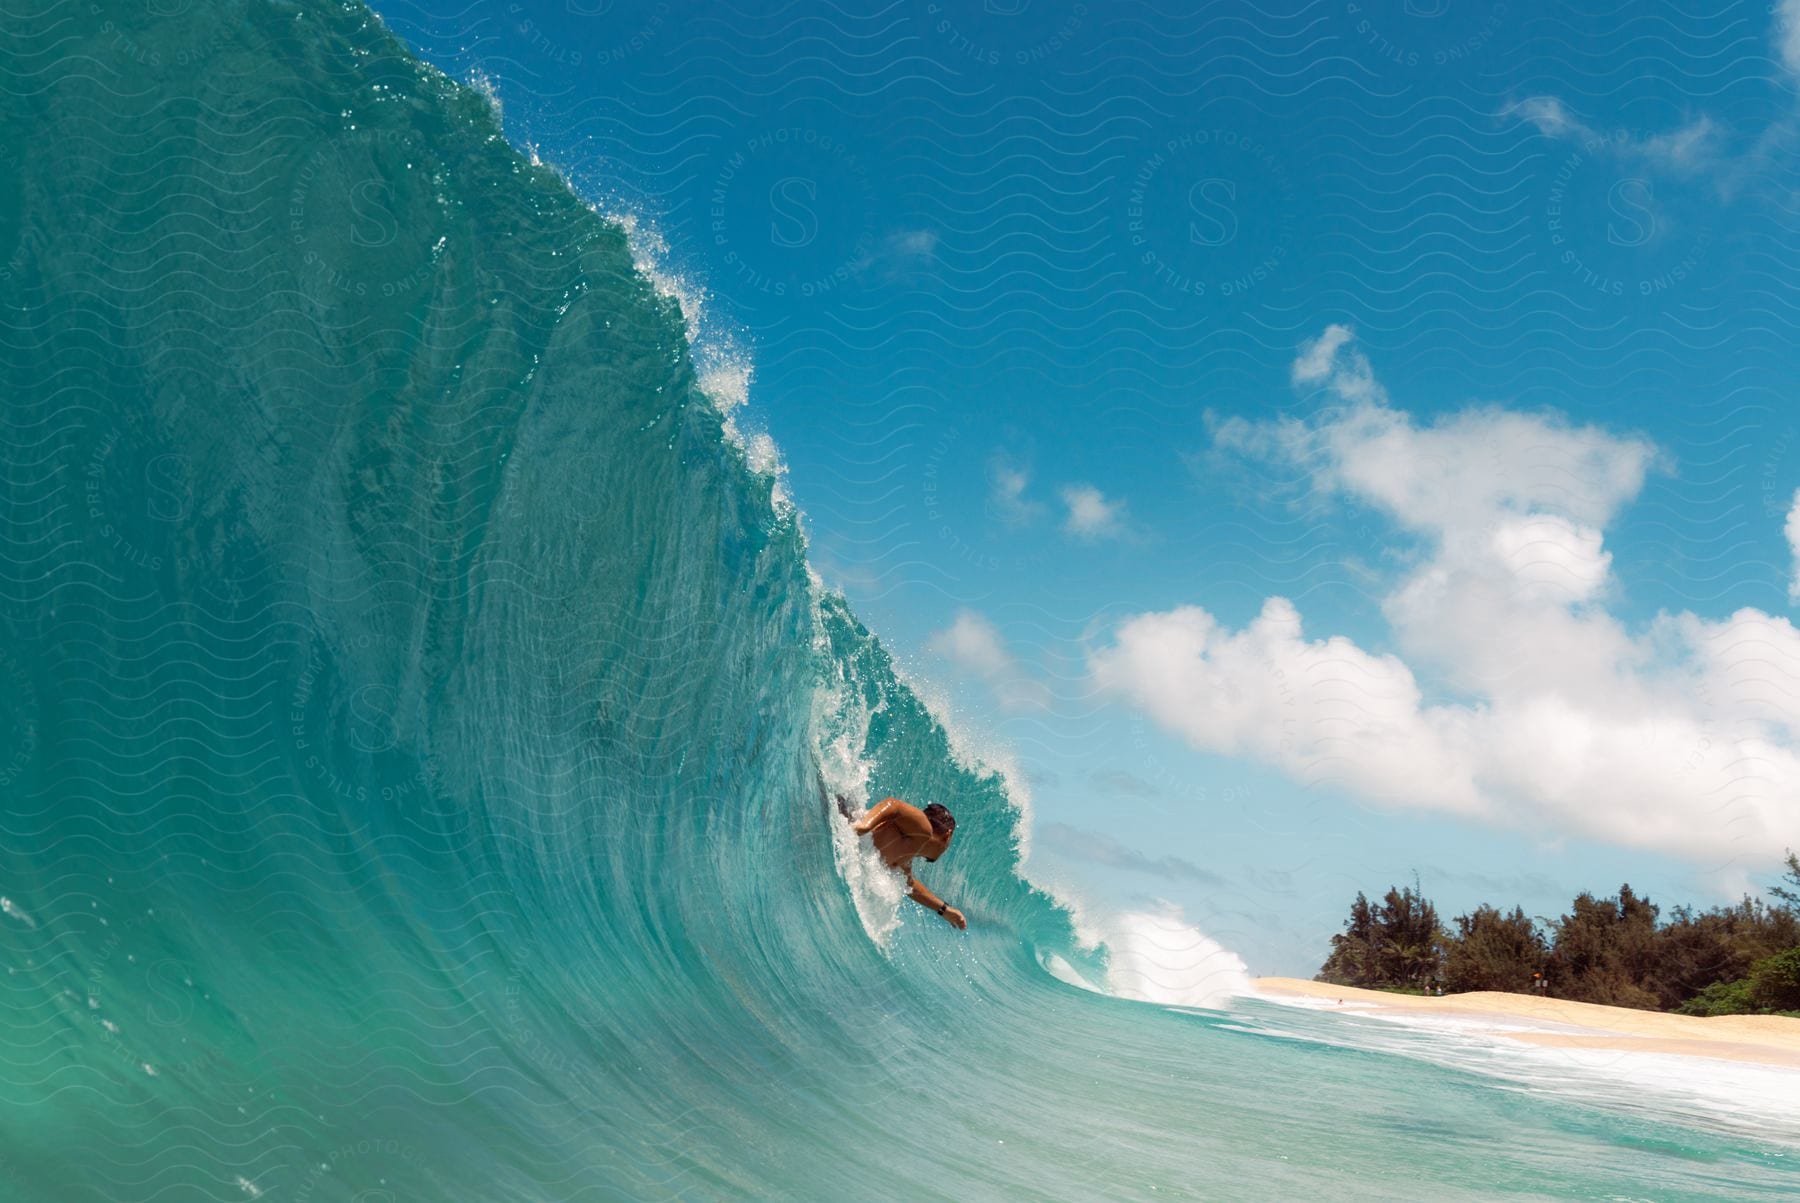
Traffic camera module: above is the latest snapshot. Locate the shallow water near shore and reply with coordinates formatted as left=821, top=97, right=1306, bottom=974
left=0, top=3, right=1797, bottom=1199
left=1243, top=990, right=1800, bottom=1150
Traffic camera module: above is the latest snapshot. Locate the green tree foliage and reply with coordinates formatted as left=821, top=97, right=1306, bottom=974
left=1675, top=978, right=1757, bottom=1017
left=1750, top=947, right=1800, bottom=1011
left=1650, top=899, right=1798, bottom=1009
left=1375, top=882, right=1444, bottom=988
left=1316, top=891, right=1379, bottom=987
left=1772, top=850, right=1800, bottom=912
left=1545, top=885, right=1661, bottom=1009
left=1317, top=881, right=1445, bottom=990
left=1316, top=869, right=1800, bottom=1015
left=1442, top=905, right=1547, bottom=994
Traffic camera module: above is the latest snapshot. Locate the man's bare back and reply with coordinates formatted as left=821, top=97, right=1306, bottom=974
left=839, top=796, right=966, bottom=929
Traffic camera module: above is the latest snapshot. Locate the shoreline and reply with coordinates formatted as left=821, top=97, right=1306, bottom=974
left=1252, top=977, right=1800, bottom=1071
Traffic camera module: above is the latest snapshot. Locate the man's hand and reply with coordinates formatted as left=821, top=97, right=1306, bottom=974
left=942, top=906, right=966, bottom=930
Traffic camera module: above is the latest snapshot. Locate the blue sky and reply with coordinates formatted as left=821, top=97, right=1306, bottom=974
left=372, top=0, right=1800, bottom=973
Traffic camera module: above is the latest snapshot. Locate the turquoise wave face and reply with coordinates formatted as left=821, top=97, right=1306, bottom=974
left=0, top=3, right=1796, bottom=1200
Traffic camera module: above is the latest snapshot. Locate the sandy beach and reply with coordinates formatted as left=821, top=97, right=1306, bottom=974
left=1255, top=977, right=1800, bottom=1071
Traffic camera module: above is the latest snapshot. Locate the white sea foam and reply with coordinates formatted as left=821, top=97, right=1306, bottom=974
left=597, top=208, right=792, bottom=516
left=904, top=662, right=1253, bottom=1006
left=807, top=610, right=906, bottom=948
left=465, top=68, right=503, bottom=123
left=0, top=896, right=35, bottom=928
left=1247, top=992, right=1800, bottom=1144
left=743, top=431, right=790, bottom=511
left=1040, top=951, right=1100, bottom=992
left=1030, top=889, right=1253, bottom=1012
left=1087, top=904, right=1251, bottom=1009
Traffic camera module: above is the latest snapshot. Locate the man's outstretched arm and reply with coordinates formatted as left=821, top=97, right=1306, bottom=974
left=906, top=875, right=966, bottom=930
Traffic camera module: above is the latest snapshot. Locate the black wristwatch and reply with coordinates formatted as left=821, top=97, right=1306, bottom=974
left=937, top=902, right=947, bottom=915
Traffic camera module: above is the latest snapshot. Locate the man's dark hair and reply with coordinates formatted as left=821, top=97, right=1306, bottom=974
left=924, top=802, right=955, bottom=837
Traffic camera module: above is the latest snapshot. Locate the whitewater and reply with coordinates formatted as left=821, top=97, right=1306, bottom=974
left=0, top=2, right=1796, bottom=1199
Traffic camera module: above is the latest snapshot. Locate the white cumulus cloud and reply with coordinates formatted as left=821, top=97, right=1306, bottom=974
left=1640, top=117, right=1719, bottom=171
left=1222, top=328, right=1661, bottom=542
left=1510, top=95, right=1582, bottom=139
left=1503, top=98, right=1718, bottom=173
left=1092, top=598, right=1486, bottom=818
left=1096, top=328, right=1800, bottom=871
left=1061, top=483, right=1127, bottom=539
left=989, top=457, right=1041, bottom=525
left=1290, top=323, right=1384, bottom=402
left=1780, top=0, right=1800, bottom=77
left=1787, top=488, right=1800, bottom=602
left=927, top=609, right=1050, bottom=712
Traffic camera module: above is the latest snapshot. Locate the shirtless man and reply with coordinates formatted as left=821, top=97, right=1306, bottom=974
left=838, top=796, right=966, bottom=930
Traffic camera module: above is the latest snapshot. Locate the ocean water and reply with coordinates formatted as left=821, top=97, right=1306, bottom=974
left=0, top=3, right=1796, bottom=1200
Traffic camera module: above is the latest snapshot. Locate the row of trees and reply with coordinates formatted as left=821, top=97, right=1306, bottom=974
left=1314, top=854, right=1800, bottom=1015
